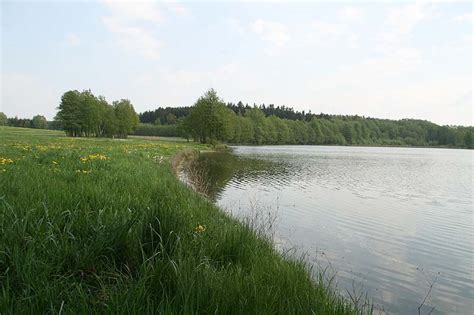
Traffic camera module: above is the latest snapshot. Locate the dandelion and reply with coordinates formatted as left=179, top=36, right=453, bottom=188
left=195, top=224, right=206, bottom=233
left=0, top=158, right=14, bottom=165
left=80, top=154, right=109, bottom=162
left=36, top=145, right=49, bottom=151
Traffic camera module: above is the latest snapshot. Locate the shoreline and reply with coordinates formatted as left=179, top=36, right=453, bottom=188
left=2, top=127, right=363, bottom=314
left=224, top=142, right=472, bottom=150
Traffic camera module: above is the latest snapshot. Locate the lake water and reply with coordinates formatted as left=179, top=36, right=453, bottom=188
left=189, top=146, right=473, bottom=315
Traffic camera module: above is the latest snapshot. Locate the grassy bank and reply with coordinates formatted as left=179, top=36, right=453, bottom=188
left=0, top=127, right=362, bottom=314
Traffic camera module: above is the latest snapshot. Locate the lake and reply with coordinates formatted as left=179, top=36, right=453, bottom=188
left=187, top=146, right=473, bottom=314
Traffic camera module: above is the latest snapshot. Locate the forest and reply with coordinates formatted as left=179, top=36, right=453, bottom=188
left=138, top=90, right=474, bottom=149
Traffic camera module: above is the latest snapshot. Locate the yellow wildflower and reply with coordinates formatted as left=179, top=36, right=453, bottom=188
left=80, top=154, right=108, bottom=162
left=0, top=158, right=14, bottom=165
left=195, top=224, right=206, bottom=233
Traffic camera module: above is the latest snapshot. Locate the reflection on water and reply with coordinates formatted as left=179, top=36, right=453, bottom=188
left=188, top=152, right=288, bottom=201
left=189, top=146, right=474, bottom=315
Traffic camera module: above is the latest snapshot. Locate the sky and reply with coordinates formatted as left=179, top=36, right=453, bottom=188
left=1, top=0, right=472, bottom=126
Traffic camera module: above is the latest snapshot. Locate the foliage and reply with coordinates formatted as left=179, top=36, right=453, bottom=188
left=6, top=116, right=33, bottom=128
left=0, top=112, right=7, bottom=126
left=54, top=90, right=139, bottom=138
left=133, top=123, right=178, bottom=137
left=183, top=89, right=234, bottom=144
left=140, top=106, right=190, bottom=125
left=113, top=99, right=139, bottom=138
left=0, top=127, right=363, bottom=314
left=166, top=113, right=177, bottom=124
left=162, top=90, right=473, bottom=148
left=31, top=115, right=48, bottom=129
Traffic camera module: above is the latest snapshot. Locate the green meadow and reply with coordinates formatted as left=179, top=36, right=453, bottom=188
left=0, top=127, right=365, bottom=314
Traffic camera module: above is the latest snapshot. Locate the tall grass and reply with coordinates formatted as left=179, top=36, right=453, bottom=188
left=0, top=127, right=365, bottom=314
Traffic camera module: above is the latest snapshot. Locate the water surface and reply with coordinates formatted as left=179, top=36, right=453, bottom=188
left=191, top=146, right=473, bottom=314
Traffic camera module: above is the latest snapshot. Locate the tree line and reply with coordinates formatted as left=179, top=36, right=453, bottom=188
left=140, top=107, right=187, bottom=125
left=139, top=102, right=314, bottom=124
left=54, top=90, right=139, bottom=138
left=3, top=89, right=473, bottom=148
left=177, top=89, right=473, bottom=148
left=0, top=112, right=52, bottom=129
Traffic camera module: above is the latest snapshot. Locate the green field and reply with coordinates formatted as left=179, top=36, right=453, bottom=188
left=0, top=127, right=364, bottom=314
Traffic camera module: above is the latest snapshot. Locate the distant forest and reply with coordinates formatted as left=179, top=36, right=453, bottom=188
left=137, top=91, right=473, bottom=149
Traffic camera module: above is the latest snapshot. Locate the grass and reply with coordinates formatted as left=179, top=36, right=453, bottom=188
left=0, top=126, right=365, bottom=314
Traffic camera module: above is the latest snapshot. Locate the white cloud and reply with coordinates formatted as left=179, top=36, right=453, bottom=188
left=338, top=7, right=364, bottom=24
left=251, top=19, right=290, bottom=47
left=101, top=1, right=162, bottom=59
left=453, top=12, right=473, bottom=22
left=310, top=20, right=344, bottom=37
left=304, top=20, right=359, bottom=47
left=100, top=1, right=189, bottom=59
left=386, top=2, right=428, bottom=34
left=65, top=33, right=81, bottom=46
left=377, top=2, right=432, bottom=48
left=227, top=18, right=245, bottom=35
left=102, top=16, right=161, bottom=59
left=101, top=1, right=162, bottom=22
left=167, top=2, right=190, bottom=16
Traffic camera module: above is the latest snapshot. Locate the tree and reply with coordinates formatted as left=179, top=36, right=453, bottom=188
left=341, top=123, right=354, bottom=144
left=113, top=99, right=139, bottom=138
left=238, top=115, right=254, bottom=143
left=246, top=107, right=267, bottom=144
left=0, top=112, right=7, bottom=126
left=184, top=89, right=231, bottom=144
left=464, top=129, right=473, bottom=149
left=309, top=118, right=323, bottom=144
left=31, top=115, right=48, bottom=129
left=102, top=105, right=118, bottom=137
left=55, top=89, right=140, bottom=138
left=79, top=90, right=102, bottom=136
left=55, top=90, right=82, bottom=136
left=166, top=113, right=177, bottom=124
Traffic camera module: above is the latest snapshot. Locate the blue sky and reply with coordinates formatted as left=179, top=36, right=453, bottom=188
left=1, top=1, right=472, bottom=125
